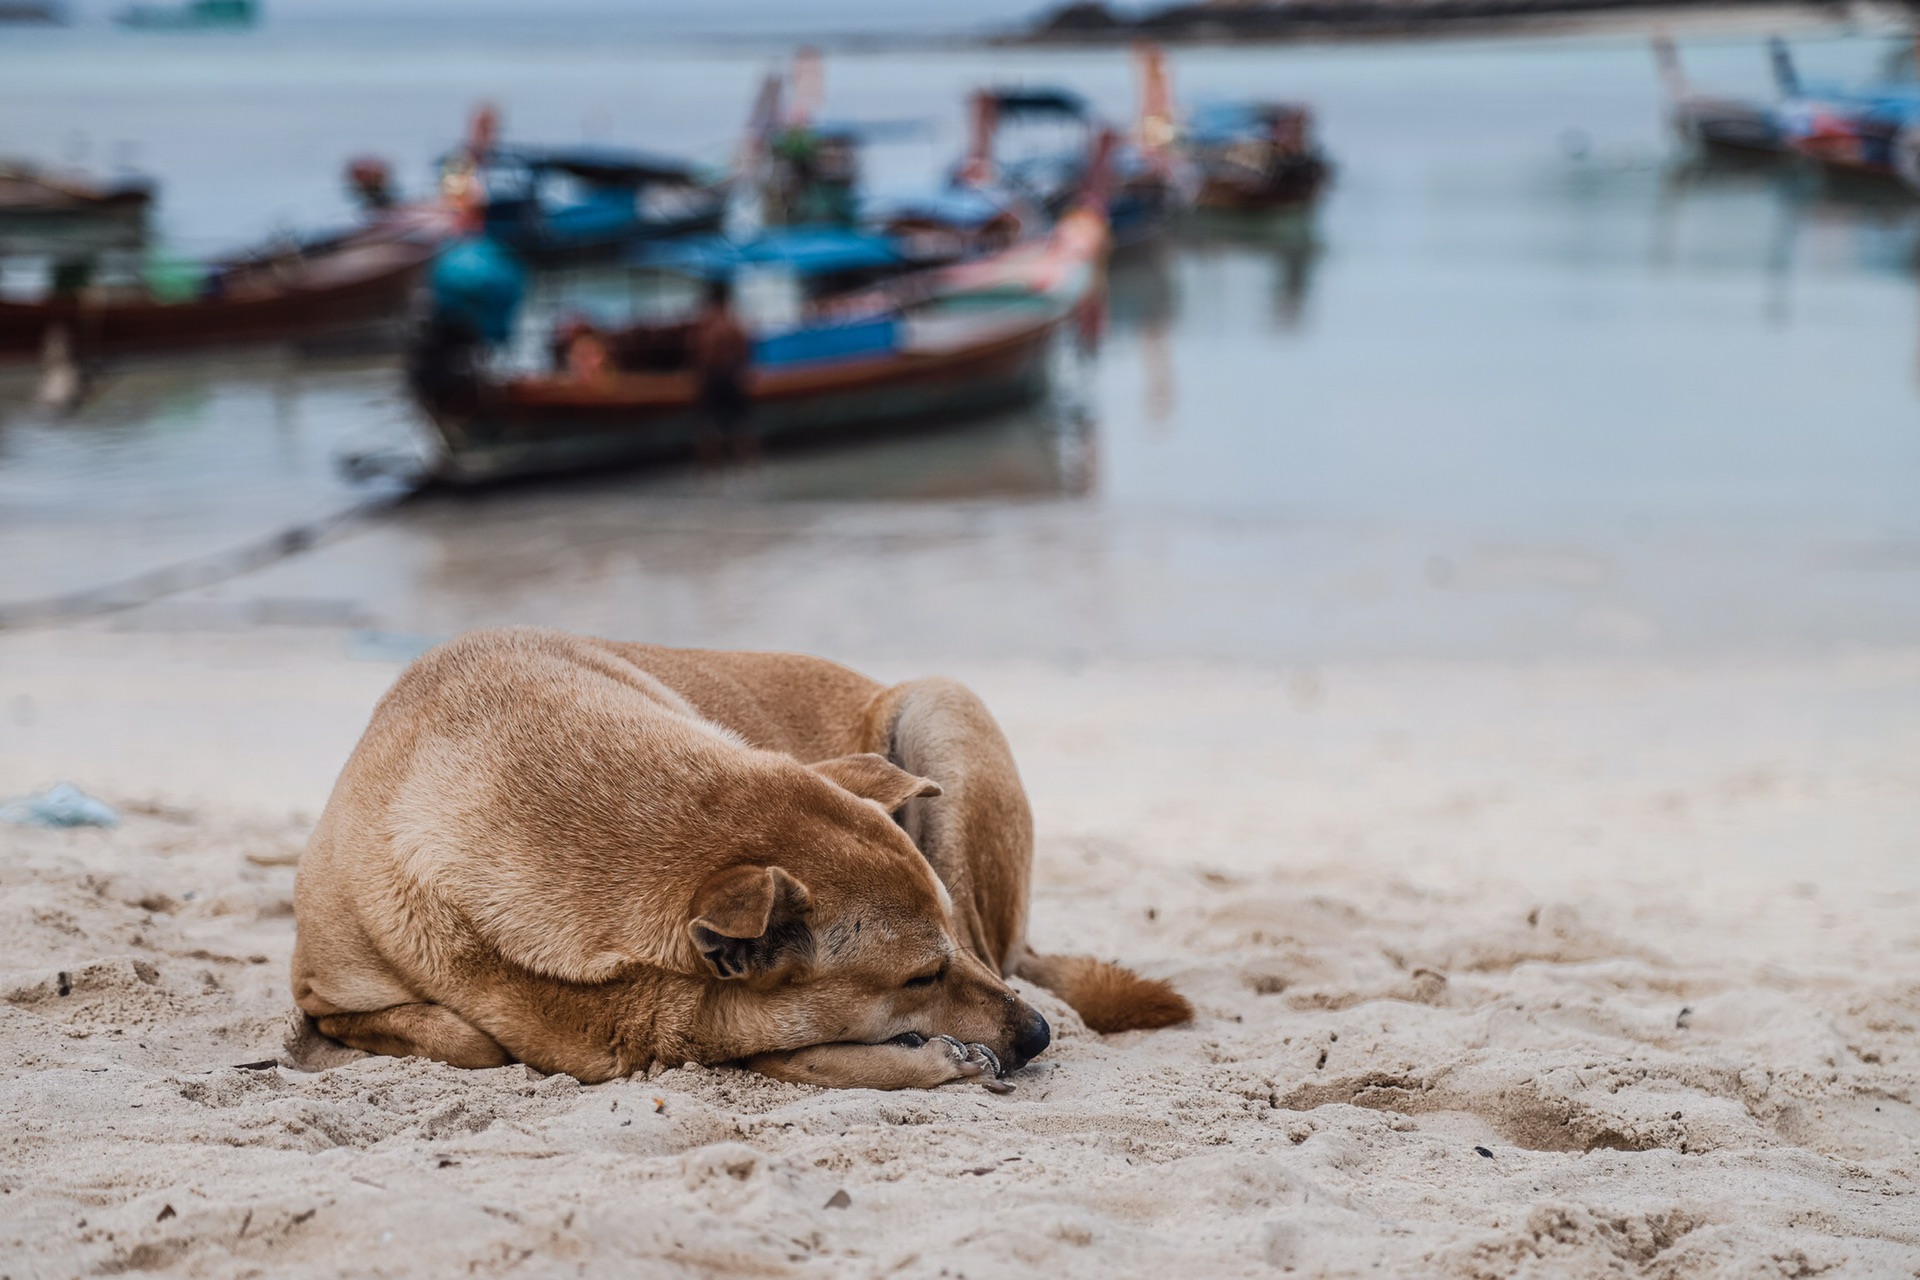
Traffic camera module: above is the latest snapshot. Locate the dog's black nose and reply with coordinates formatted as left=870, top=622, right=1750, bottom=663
left=1010, top=1010, right=1051, bottom=1068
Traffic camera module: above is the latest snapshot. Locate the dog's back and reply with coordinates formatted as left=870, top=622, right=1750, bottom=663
left=294, top=630, right=706, bottom=1024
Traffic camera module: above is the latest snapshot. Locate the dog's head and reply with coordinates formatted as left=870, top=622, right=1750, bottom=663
left=683, top=752, right=1049, bottom=1074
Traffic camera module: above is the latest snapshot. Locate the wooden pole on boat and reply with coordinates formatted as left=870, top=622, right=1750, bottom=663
left=726, top=70, right=784, bottom=234
left=1133, top=41, right=1177, bottom=173
left=790, top=46, right=824, bottom=128
left=959, top=90, right=998, bottom=187
left=466, top=103, right=500, bottom=164
left=1651, top=35, right=1688, bottom=106
left=1768, top=37, right=1799, bottom=99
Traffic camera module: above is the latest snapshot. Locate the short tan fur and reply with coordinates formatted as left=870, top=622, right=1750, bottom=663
left=293, top=629, right=1189, bottom=1088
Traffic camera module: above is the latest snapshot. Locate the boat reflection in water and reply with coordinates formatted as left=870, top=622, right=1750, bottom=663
left=433, top=393, right=1098, bottom=503
left=1652, top=138, right=1920, bottom=330
left=1178, top=208, right=1321, bottom=332
left=0, top=339, right=1095, bottom=618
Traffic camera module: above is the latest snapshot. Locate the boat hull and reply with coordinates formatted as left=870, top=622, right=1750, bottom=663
left=424, top=317, right=1061, bottom=484
left=1795, top=132, right=1905, bottom=185
left=1193, top=157, right=1329, bottom=212
left=0, top=171, right=153, bottom=250
left=1676, top=102, right=1787, bottom=158
left=0, top=238, right=434, bottom=359
left=0, top=189, right=151, bottom=218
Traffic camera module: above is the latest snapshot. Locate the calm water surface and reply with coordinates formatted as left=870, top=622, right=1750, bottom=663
left=2, top=22, right=1917, bottom=661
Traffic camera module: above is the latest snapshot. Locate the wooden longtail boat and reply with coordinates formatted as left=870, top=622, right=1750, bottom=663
left=1655, top=35, right=1920, bottom=181
left=0, top=162, right=152, bottom=220
left=960, top=87, right=1182, bottom=252
left=1185, top=102, right=1330, bottom=211
left=1654, top=37, right=1792, bottom=159
left=0, top=228, right=437, bottom=360
left=1760, top=41, right=1920, bottom=185
left=411, top=202, right=1110, bottom=485
left=0, top=161, right=153, bottom=251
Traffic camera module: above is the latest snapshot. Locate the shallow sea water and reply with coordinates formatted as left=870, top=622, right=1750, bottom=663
left=2, top=18, right=1917, bottom=661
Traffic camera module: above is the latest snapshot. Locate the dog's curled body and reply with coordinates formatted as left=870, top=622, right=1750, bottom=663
left=293, top=628, right=1189, bottom=1088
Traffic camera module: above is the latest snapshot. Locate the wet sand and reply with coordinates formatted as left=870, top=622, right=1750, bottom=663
left=2, top=625, right=1917, bottom=1276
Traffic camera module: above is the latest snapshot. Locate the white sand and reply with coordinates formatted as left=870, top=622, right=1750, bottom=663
left=3, top=629, right=1918, bottom=1277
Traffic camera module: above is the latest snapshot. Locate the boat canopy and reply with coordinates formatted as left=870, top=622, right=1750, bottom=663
left=985, top=88, right=1091, bottom=120
left=627, top=229, right=907, bottom=279
left=1187, top=101, right=1312, bottom=142
left=804, top=118, right=930, bottom=143
left=479, top=146, right=702, bottom=187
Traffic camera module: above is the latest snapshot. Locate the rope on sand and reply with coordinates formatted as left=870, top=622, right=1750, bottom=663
left=0, top=487, right=415, bottom=632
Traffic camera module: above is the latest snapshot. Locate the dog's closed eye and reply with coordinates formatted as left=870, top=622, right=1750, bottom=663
left=902, top=965, right=946, bottom=990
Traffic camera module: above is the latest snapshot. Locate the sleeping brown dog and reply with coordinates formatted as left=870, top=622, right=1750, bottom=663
left=292, top=628, right=1189, bottom=1088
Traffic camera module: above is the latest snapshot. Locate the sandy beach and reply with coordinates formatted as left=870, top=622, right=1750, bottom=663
left=3, top=626, right=1916, bottom=1277
left=7, top=15, right=1920, bottom=1276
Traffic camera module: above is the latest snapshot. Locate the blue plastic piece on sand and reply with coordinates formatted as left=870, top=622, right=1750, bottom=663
left=0, top=783, right=120, bottom=829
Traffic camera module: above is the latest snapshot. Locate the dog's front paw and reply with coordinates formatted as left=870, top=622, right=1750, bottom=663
left=960, top=1041, right=1002, bottom=1079
left=927, top=1034, right=975, bottom=1076
left=926, top=1035, right=1003, bottom=1082
left=882, top=1035, right=1005, bottom=1087
left=899, top=1033, right=977, bottom=1083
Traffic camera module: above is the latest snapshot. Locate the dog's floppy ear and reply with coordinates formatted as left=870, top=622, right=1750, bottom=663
left=688, top=864, right=813, bottom=980
left=810, top=752, right=942, bottom=813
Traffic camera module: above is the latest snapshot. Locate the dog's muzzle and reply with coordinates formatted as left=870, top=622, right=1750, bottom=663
left=1007, top=1009, right=1051, bottom=1072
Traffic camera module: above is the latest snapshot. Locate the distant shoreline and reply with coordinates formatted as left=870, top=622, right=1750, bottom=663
left=1002, top=0, right=1916, bottom=46
left=1, top=3, right=1907, bottom=51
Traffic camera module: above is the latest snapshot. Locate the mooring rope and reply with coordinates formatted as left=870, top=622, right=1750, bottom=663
left=0, top=485, right=417, bottom=632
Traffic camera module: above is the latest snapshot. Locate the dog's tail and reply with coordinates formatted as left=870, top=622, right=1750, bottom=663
left=1014, top=952, right=1192, bottom=1033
